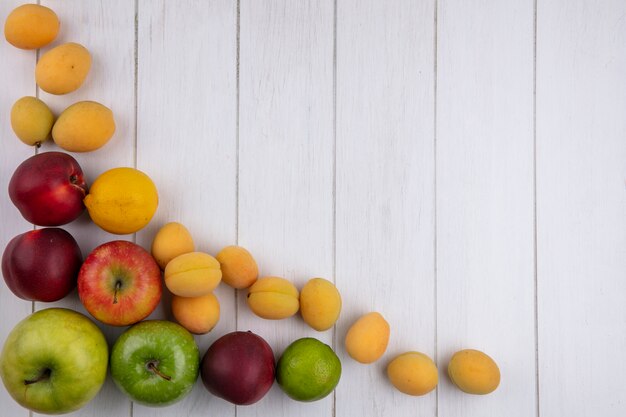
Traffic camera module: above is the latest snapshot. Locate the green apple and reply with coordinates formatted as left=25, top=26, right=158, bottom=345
left=110, top=320, right=199, bottom=406
left=0, top=308, right=108, bottom=414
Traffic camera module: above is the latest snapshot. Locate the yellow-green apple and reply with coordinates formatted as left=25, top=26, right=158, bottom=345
left=0, top=308, right=108, bottom=414
left=110, top=320, right=199, bottom=406
left=2, top=228, right=82, bottom=302
left=201, top=331, right=275, bottom=405
left=8, top=152, right=87, bottom=226
left=78, top=240, right=161, bottom=326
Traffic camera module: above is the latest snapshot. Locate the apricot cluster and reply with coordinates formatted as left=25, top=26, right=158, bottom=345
left=151, top=223, right=222, bottom=334
left=342, top=312, right=499, bottom=396
left=6, top=4, right=115, bottom=152
left=151, top=221, right=344, bottom=335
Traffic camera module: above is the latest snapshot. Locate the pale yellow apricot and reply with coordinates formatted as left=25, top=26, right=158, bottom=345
left=447, top=349, right=500, bottom=395
left=387, top=352, right=438, bottom=396
left=216, top=245, right=258, bottom=289
left=4, top=4, right=59, bottom=49
left=151, top=222, right=195, bottom=269
left=247, top=276, right=299, bottom=320
left=164, top=252, right=222, bottom=297
left=345, top=312, right=390, bottom=364
left=52, top=101, right=115, bottom=152
left=299, top=278, right=341, bottom=331
left=171, top=293, right=220, bottom=334
left=36, top=42, right=91, bottom=95
left=10, top=96, right=54, bottom=146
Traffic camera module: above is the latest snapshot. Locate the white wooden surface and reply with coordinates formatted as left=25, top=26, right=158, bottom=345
left=1, top=1, right=625, bottom=417
left=436, top=1, right=536, bottom=416
left=536, top=1, right=626, bottom=416
left=335, top=1, right=435, bottom=417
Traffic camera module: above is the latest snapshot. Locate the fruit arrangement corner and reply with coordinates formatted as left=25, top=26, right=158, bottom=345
left=0, top=3, right=502, bottom=416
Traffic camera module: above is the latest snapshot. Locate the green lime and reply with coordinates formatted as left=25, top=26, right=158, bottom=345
left=276, top=337, right=341, bottom=402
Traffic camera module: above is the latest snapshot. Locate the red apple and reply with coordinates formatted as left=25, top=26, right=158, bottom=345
left=201, top=331, right=275, bottom=405
left=78, top=240, right=162, bottom=326
left=9, top=151, right=87, bottom=226
left=1, top=228, right=82, bottom=302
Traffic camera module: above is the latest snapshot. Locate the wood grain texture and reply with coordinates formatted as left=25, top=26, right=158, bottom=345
left=134, top=0, right=237, bottom=415
left=335, top=1, right=436, bottom=416
left=536, top=0, right=626, bottom=415
left=436, top=0, right=536, bottom=416
left=237, top=0, right=335, bottom=415
left=0, top=1, right=37, bottom=415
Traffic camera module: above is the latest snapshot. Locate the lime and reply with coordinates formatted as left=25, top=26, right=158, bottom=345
left=276, top=337, right=341, bottom=402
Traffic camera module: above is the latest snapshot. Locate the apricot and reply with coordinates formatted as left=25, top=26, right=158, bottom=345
left=299, top=278, right=341, bottom=331
left=387, top=352, right=438, bottom=396
left=447, top=349, right=500, bottom=395
left=247, top=276, right=299, bottom=320
left=10, top=96, right=54, bottom=146
left=344, top=312, right=390, bottom=364
left=171, top=293, right=220, bottom=334
left=164, top=252, right=222, bottom=297
left=52, top=101, right=115, bottom=152
left=4, top=4, right=59, bottom=49
left=216, top=245, right=258, bottom=289
left=36, top=42, right=91, bottom=95
left=151, top=222, right=195, bottom=269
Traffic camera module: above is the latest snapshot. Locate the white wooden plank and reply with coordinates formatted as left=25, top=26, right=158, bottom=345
left=335, top=1, right=436, bottom=416
left=0, top=1, right=39, bottom=415
left=536, top=1, right=626, bottom=415
left=134, top=0, right=237, bottom=415
left=237, top=0, right=334, bottom=415
left=33, top=1, right=137, bottom=416
left=436, top=1, right=536, bottom=416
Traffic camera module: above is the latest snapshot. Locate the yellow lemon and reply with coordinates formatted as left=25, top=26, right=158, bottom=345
left=84, top=167, right=158, bottom=234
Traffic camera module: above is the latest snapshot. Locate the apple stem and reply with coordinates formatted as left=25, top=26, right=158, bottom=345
left=147, top=361, right=172, bottom=381
left=113, top=280, right=122, bottom=304
left=24, top=368, right=51, bottom=385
